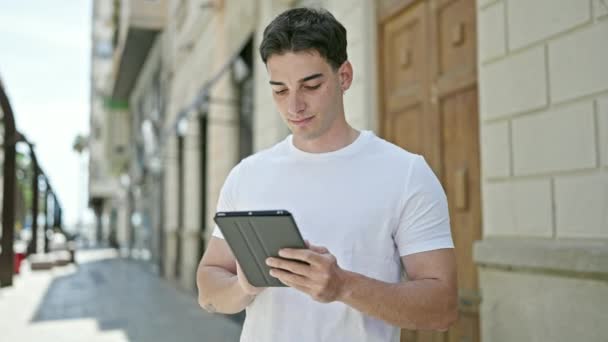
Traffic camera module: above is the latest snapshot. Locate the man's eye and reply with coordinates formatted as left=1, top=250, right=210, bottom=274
left=274, top=89, right=287, bottom=95
left=305, top=84, right=321, bottom=90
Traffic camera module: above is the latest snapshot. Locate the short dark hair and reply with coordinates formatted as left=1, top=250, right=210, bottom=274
left=259, top=8, right=348, bottom=70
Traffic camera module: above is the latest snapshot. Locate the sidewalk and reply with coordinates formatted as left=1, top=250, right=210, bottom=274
left=0, top=249, right=242, bottom=342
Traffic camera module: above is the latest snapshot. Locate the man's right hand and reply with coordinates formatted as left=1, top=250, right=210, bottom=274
left=236, top=262, right=265, bottom=296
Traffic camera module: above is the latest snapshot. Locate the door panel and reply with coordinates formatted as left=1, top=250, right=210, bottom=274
left=378, top=1, right=481, bottom=342
left=435, top=0, right=476, bottom=78
left=392, top=106, right=425, bottom=156
left=440, top=88, right=480, bottom=292
left=439, top=88, right=481, bottom=342
left=432, top=8, right=480, bottom=341
left=382, top=1, right=429, bottom=116
left=380, top=0, right=433, bottom=162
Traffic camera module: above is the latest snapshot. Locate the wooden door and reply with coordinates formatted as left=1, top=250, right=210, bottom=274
left=378, top=1, right=481, bottom=342
left=379, top=1, right=429, bottom=157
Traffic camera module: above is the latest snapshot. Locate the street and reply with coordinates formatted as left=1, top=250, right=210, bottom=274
left=0, top=249, right=242, bottom=342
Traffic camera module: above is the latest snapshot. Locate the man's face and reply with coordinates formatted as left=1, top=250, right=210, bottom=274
left=266, top=51, right=349, bottom=141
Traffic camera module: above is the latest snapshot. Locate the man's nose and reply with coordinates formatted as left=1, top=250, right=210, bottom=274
left=287, top=91, right=306, bottom=115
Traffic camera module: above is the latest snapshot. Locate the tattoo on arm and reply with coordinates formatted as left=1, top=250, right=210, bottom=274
left=203, top=303, right=216, bottom=313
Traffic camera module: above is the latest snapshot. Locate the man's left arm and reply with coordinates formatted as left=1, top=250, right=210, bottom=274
left=266, top=245, right=458, bottom=331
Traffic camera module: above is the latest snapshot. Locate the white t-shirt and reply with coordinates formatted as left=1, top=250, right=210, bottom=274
left=212, top=130, right=453, bottom=342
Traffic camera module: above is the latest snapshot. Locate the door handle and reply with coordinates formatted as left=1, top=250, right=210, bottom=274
left=452, top=22, right=466, bottom=47
left=455, top=167, right=468, bottom=210
left=400, top=48, right=411, bottom=69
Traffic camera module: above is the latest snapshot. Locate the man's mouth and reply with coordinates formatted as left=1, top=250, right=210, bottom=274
left=289, top=116, right=315, bottom=125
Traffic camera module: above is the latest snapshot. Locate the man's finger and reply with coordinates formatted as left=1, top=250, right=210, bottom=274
left=279, top=248, right=323, bottom=264
left=304, top=240, right=328, bottom=254
left=279, top=278, right=311, bottom=294
left=266, top=257, right=310, bottom=276
left=309, top=244, right=329, bottom=254
left=269, top=268, right=310, bottom=288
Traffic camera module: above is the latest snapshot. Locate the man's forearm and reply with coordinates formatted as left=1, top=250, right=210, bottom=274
left=338, top=271, right=458, bottom=331
left=197, top=266, right=254, bottom=314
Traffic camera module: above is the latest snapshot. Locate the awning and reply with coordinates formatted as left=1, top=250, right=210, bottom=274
left=110, top=0, right=167, bottom=102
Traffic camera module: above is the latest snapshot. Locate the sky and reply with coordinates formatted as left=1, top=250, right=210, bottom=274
left=0, top=0, right=94, bottom=228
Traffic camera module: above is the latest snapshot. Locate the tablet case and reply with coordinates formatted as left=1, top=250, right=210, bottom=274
left=214, top=210, right=306, bottom=287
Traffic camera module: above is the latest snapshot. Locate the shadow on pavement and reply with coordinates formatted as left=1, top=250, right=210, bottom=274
left=30, top=250, right=242, bottom=342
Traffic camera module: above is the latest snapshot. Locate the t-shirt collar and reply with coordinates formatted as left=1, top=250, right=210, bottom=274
left=287, top=130, right=373, bottom=160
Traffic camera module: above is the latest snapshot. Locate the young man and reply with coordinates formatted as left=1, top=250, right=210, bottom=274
left=197, top=7, right=457, bottom=342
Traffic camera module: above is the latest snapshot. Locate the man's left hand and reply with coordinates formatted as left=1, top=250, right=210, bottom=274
left=266, top=242, right=348, bottom=303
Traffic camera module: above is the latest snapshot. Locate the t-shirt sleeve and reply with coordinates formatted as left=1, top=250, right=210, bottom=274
left=211, top=163, right=242, bottom=240
left=394, top=155, right=454, bottom=256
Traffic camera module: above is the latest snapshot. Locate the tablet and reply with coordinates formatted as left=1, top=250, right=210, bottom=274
left=214, top=210, right=307, bottom=287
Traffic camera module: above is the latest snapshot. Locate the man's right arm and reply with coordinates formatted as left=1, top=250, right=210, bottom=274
left=196, top=237, right=255, bottom=314
left=196, top=237, right=262, bottom=314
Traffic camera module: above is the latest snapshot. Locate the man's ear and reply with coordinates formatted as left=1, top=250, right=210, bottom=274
left=338, top=61, right=353, bottom=92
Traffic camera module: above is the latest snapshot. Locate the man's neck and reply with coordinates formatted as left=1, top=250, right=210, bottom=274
left=292, top=123, right=360, bottom=153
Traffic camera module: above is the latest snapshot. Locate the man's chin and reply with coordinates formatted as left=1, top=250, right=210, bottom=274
left=291, top=128, right=324, bottom=141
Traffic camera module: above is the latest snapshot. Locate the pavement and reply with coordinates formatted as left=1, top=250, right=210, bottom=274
left=0, top=248, right=243, bottom=342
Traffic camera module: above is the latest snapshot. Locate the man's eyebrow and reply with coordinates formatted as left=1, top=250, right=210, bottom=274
left=269, top=73, right=324, bottom=86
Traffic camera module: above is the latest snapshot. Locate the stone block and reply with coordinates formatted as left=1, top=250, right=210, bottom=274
left=480, top=47, right=547, bottom=119
left=549, top=20, right=608, bottom=102
left=474, top=238, right=608, bottom=274
left=598, top=96, right=608, bottom=167
left=507, top=0, right=590, bottom=50
left=479, top=2, right=506, bottom=62
left=28, top=254, right=55, bottom=271
left=512, top=101, right=596, bottom=175
left=478, top=0, right=500, bottom=8
left=479, top=268, right=608, bottom=342
left=555, top=172, right=608, bottom=238
left=481, top=121, right=510, bottom=178
left=593, top=0, right=608, bottom=19
left=483, top=178, right=553, bottom=237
